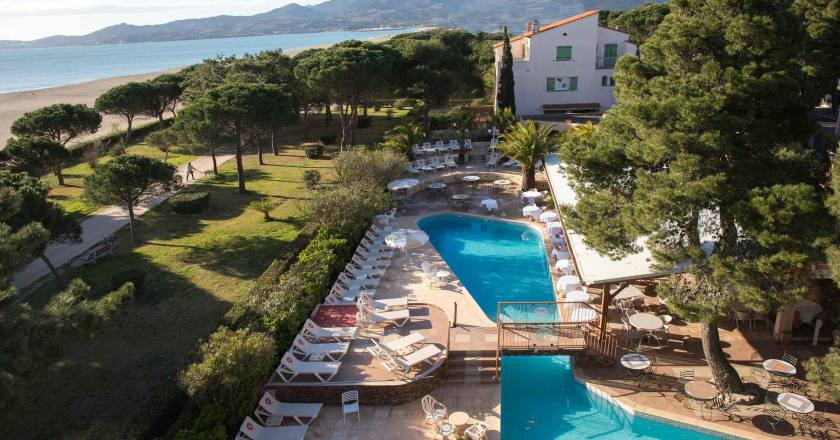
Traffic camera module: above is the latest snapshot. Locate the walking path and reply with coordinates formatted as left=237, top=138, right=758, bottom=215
left=12, top=154, right=234, bottom=291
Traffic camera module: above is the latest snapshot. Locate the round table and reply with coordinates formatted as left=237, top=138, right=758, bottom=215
left=448, top=411, right=470, bottom=435
left=480, top=199, right=499, bottom=212
left=522, top=190, right=542, bottom=198
left=463, top=175, right=480, bottom=192
left=763, top=359, right=797, bottom=377
left=777, top=392, right=814, bottom=414
left=493, top=179, right=512, bottom=192
left=555, top=259, right=573, bottom=275
left=427, top=182, right=447, bottom=197
left=628, top=313, right=664, bottom=331
left=451, top=194, right=471, bottom=210
left=565, top=290, right=591, bottom=302
left=620, top=353, right=651, bottom=370
left=684, top=380, right=719, bottom=401
left=522, top=205, right=541, bottom=219
left=557, top=275, right=581, bottom=293
left=570, top=308, right=597, bottom=322
left=546, top=221, right=564, bottom=235
left=435, top=270, right=450, bottom=285
left=551, top=249, right=570, bottom=261
left=540, top=211, right=559, bottom=223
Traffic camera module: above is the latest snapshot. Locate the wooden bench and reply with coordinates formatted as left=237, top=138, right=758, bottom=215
left=542, top=103, right=600, bottom=114
left=80, top=242, right=113, bottom=264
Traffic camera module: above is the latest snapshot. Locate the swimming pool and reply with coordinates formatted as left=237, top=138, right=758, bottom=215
left=502, top=355, right=734, bottom=440
left=417, top=214, right=554, bottom=321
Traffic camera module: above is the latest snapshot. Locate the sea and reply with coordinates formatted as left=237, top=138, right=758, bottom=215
left=0, top=29, right=416, bottom=93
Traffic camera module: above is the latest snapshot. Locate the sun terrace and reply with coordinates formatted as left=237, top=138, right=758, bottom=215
left=241, top=140, right=839, bottom=440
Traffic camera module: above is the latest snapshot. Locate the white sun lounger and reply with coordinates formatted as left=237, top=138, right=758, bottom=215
left=464, top=139, right=473, bottom=150
left=406, top=162, right=422, bottom=174
left=356, top=302, right=410, bottom=327
left=344, top=263, right=386, bottom=278
left=291, top=335, right=350, bottom=361
left=429, top=157, right=446, bottom=171
left=383, top=345, right=444, bottom=378
left=351, top=253, right=391, bottom=269
left=358, top=237, right=393, bottom=254
left=444, top=155, right=457, bottom=167
left=337, top=272, right=379, bottom=289
left=375, top=208, right=397, bottom=226
left=359, top=292, right=407, bottom=311
left=238, top=416, right=307, bottom=440
left=300, top=319, right=357, bottom=342
left=255, top=392, right=323, bottom=427
left=367, top=332, right=426, bottom=358
left=271, top=353, right=341, bottom=383
left=486, top=153, right=499, bottom=167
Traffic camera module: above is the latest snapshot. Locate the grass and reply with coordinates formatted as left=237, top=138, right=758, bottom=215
left=45, top=143, right=198, bottom=219
left=0, top=111, right=407, bottom=440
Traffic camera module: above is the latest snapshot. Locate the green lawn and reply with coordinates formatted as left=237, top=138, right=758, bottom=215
left=0, top=112, right=406, bottom=440
left=45, top=143, right=198, bottom=219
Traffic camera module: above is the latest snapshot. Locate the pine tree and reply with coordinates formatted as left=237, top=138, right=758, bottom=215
left=497, top=27, right=516, bottom=115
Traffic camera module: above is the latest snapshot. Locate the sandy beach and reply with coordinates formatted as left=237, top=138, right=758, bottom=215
left=0, top=33, right=405, bottom=149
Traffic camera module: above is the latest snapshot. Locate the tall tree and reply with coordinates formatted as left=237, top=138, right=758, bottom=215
left=559, top=0, right=827, bottom=392
left=95, top=82, right=152, bottom=141
left=448, top=107, right=476, bottom=164
left=83, top=155, right=177, bottom=242
left=145, top=128, right=179, bottom=162
left=603, top=3, right=671, bottom=44
left=0, top=170, right=80, bottom=282
left=295, top=41, right=398, bottom=148
left=382, top=123, right=426, bottom=160
left=500, top=120, right=558, bottom=190
left=172, top=105, right=222, bottom=175
left=3, top=136, right=71, bottom=185
left=10, top=103, right=101, bottom=147
left=0, top=175, right=50, bottom=300
left=145, top=73, right=185, bottom=128
left=496, top=26, right=516, bottom=115
left=179, top=83, right=291, bottom=193
left=792, top=0, right=840, bottom=111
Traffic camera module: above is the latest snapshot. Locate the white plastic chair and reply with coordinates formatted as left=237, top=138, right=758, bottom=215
left=421, top=394, right=448, bottom=425
left=465, top=421, right=489, bottom=439
left=420, top=261, right=438, bottom=285
left=342, top=390, right=360, bottom=423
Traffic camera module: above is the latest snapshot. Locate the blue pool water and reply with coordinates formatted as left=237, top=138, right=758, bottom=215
left=417, top=214, right=554, bottom=321
left=502, top=356, right=729, bottom=440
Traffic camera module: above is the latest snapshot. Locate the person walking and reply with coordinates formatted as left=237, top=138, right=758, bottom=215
left=185, top=162, right=196, bottom=181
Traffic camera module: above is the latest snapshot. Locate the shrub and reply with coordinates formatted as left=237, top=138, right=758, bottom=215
left=333, top=148, right=405, bottom=188
left=93, top=282, right=135, bottom=321
left=173, top=404, right=228, bottom=440
left=111, top=269, right=146, bottom=294
left=170, top=192, right=211, bottom=215
left=393, top=98, right=413, bottom=110
left=385, top=108, right=394, bottom=120
left=83, top=142, right=101, bottom=168
left=305, top=183, right=394, bottom=241
left=249, top=197, right=278, bottom=221
left=178, top=328, right=276, bottom=421
left=373, top=102, right=382, bottom=112
left=429, top=113, right=451, bottom=130
left=356, top=116, right=373, bottom=129
left=302, top=169, right=321, bottom=191
left=804, top=335, right=840, bottom=401
left=304, top=143, right=324, bottom=159
left=111, top=139, right=127, bottom=156
left=318, top=134, right=337, bottom=145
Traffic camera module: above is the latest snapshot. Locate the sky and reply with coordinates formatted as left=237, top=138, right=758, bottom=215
left=0, top=0, right=323, bottom=41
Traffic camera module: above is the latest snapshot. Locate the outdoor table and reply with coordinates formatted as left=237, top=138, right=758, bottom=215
left=451, top=194, right=471, bottom=210
left=565, top=290, right=591, bottom=302
left=620, top=353, right=651, bottom=371
left=435, top=270, right=450, bottom=286
left=522, top=205, right=541, bottom=220
left=570, top=307, right=597, bottom=322
left=427, top=182, right=447, bottom=192
left=550, top=236, right=567, bottom=248
left=557, top=275, right=581, bottom=293
left=685, top=380, right=719, bottom=402
left=463, top=175, right=480, bottom=192
left=551, top=249, right=570, bottom=261
left=546, top=221, right=564, bottom=235
left=777, top=392, right=815, bottom=415
left=539, top=211, right=559, bottom=223
left=763, top=359, right=797, bottom=377
left=493, top=179, right=512, bottom=192
left=480, top=199, right=499, bottom=212
left=629, top=312, right=664, bottom=349
left=555, top=259, right=573, bottom=275
left=448, top=411, right=470, bottom=435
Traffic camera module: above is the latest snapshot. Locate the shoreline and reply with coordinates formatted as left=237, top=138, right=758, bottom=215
left=0, top=31, right=415, bottom=148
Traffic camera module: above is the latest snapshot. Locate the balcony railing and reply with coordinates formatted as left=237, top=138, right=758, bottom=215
left=596, top=56, right=617, bottom=69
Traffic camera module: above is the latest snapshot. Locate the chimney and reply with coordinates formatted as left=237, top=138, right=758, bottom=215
left=533, top=20, right=540, bottom=32
left=526, top=21, right=533, bottom=33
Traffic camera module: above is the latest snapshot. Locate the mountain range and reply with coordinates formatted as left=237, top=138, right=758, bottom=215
left=0, top=0, right=656, bottom=50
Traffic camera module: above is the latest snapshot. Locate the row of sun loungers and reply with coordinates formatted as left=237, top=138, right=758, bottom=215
left=407, top=155, right=458, bottom=174
left=237, top=391, right=324, bottom=440
left=412, top=140, right=474, bottom=157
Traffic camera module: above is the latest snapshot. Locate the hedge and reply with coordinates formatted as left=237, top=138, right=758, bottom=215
left=303, top=143, right=324, bottom=159
left=170, top=192, right=211, bottom=215
left=111, top=269, right=146, bottom=294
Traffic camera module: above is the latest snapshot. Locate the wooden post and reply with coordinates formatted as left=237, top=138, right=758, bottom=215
left=599, top=282, right=610, bottom=338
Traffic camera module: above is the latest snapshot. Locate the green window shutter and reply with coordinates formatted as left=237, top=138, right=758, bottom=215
left=547, top=77, right=555, bottom=91
left=569, top=77, right=578, bottom=91
left=604, top=44, right=618, bottom=57
left=556, top=46, right=572, bottom=61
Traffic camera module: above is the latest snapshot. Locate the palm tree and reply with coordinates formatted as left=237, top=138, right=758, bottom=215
left=490, top=107, right=517, bottom=134
left=384, top=123, right=426, bottom=160
left=500, top=120, right=560, bottom=191
left=449, top=108, right=475, bottom=163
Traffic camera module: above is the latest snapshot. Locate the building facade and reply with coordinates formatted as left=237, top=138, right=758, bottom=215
left=494, top=10, right=637, bottom=116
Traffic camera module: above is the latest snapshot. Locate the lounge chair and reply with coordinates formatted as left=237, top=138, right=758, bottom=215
left=300, top=319, right=357, bottom=342
left=383, top=345, right=444, bottom=378
left=291, top=335, right=350, bottom=361
left=255, top=392, right=323, bottom=426
left=359, top=292, right=408, bottom=311
left=406, top=162, right=422, bottom=175
left=237, top=416, right=307, bottom=440
left=344, top=263, right=386, bottom=278
left=368, top=223, right=394, bottom=236
left=421, top=394, right=448, bottom=425
left=486, top=153, right=499, bottom=167
left=351, top=253, right=391, bottom=269
left=429, top=157, right=446, bottom=171
left=368, top=332, right=426, bottom=358
left=420, top=261, right=439, bottom=285
left=325, top=282, right=374, bottom=304
left=411, top=144, right=425, bottom=158
left=415, top=159, right=434, bottom=173
left=502, top=158, right=520, bottom=168
left=357, top=238, right=393, bottom=256
left=435, top=140, right=446, bottom=150
left=362, top=229, right=387, bottom=245
left=271, top=352, right=341, bottom=383
left=464, top=139, right=473, bottom=150
left=444, top=155, right=457, bottom=168
left=356, top=302, right=410, bottom=327
left=465, top=422, right=489, bottom=440
left=336, top=272, right=380, bottom=289
left=374, top=208, right=397, bottom=226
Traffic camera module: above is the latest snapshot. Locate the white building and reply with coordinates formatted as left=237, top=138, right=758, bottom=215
left=493, top=10, right=637, bottom=116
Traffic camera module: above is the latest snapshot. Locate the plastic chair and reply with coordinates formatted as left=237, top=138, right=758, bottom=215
left=421, top=394, right=448, bottom=425
left=465, top=421, right=489, bottom=439
left=733, top=310, right=751, bottom=331
left=341, top=390, right=360, bottom=423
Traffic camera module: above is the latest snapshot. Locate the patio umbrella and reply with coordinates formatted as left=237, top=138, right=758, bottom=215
left=387, top=179, right=420, bottom=191
left=539, top=211, right=559, bottom=222
left=384, top=229, right=430, bottom=268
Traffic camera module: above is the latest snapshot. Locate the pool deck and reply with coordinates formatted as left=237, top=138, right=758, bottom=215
left=288, top=165, right=838, bottom=440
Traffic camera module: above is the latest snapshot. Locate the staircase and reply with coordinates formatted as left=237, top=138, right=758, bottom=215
left=445, top=350, right=498, bottom=383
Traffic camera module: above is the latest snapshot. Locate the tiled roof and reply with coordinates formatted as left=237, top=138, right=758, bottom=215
left=494, top=10, right=602, bottom=48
